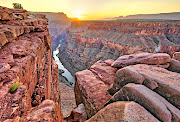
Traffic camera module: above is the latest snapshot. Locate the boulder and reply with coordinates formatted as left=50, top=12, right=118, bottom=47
left=86, top=101, right=159, bottom=122
left=23, top=100, right=61, bottom=121
left=109, top=64, right=180, bottom=109
left=64, top=103, right=87, bottom=122
left=111, top=53, right=171, bottom=68
left=108, top=67, right=145, bottom=95
left=173, top=52, right=180, bottom=61
left=74, top=70, right=111, bottom=118
left=104, top=59, right=115, bottom=66
left=90, top=60, right=117, bottom=86
left=106, top=83, right=180, bottom=122
left=168, top=59, right=180, bottom=73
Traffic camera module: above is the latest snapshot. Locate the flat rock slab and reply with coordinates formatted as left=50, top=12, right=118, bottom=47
left=107, top=83, right=180, bottom=122
left=86, top=101, right=159, bottom=122
left=75, top=70, right=111, bottom=118
left=110, top=64, right=180, bottom=109
left=111, top=52, right=171, bottom=68
left=90, top=60, right=117, bottom=86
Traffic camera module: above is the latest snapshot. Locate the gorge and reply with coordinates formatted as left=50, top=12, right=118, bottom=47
left=59, top=20, right=180, bottom=75
left=0, top=5, right=180, bottom=122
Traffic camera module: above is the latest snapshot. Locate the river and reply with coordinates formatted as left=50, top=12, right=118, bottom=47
left=53, top=43, right=75, bottom=85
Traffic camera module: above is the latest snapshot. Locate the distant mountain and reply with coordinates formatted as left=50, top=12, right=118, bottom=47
left=29, top=12, right=71, bottom=22
left=104, top=12, right=180, bottom=20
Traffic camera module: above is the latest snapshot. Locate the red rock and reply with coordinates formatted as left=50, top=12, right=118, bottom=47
left=0, top=63, right=10, bottom=73
left=87, top=101, right=159, bottom=122
left=104, top=59, right=115, bottom=66
left=111, top=53, right=171, bottom=68
left=23, top=100, right=62, bottom=121
left=107, top=83, right=180, bottom=122
left=0, top=6, right=62, bottom=121
left=108, top=67, right=145, bottom=95
left=64, top=103, right=87, bottom=122
left=90, top=60, right=117, bottom=86
left=173, top=52, right=180, bottom=61
left=168, top=59, right=180, bottom=73
left=110, top=64, right=180, bottom=109
left=0, top=32, right=8, bottom=49
left=75, top=70, right=111, bottom=118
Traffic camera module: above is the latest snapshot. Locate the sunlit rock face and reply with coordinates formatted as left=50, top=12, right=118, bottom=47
left=30, top=12, right=72, bottom=51
left=0, top=6, right=62, bottom=121
left=74, top=52, right=180, bottom=121
left=59, top=20, right=180, bottom=75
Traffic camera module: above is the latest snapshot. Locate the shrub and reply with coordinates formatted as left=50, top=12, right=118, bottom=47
left=26, top=13, right=30, bottom=16
left=10, top=82, right=21, bottom=93
left=12, top=3, right=23, bottom=9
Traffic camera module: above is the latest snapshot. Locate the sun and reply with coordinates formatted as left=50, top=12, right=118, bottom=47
left=74, top=9, right=84, bottom=19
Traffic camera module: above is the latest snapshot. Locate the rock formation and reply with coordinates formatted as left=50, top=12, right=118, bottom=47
left=59, top=20, right=180, bottom=75
left=74, top=52, right=180, bottom=121
left=0, top=6, right=62, bottom=121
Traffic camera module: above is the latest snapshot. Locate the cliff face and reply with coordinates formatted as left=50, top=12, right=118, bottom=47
left=59, top=20, right=180, bottom=75
left=30, top=12, right=72, bottom=51
left=0, top=6, right=62, bottom=121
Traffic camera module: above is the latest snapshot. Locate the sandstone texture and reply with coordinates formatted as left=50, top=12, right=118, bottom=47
left=74, top=60, right=117, bottom=118
left=168, top=59, right=180, bottom=73
left=59, top=20, right=180, bottom=75
left=64, top=103, right=87, bottom=122
left=21, top=100, right=61, bottom=121
left=111, top=52, right=171, bottom=68
left=74, top=52, right=180, bottom=121
left=87, top=101, right=159, bottom=122
left=0, top=6, right=62, bottom=121
left=173, top=52, right=180, bottom=61
left=107, top=83, right=180, bottom=122
left=74, top=69, right=111, bottom=118
left=110, top=64, right=180, bottom=109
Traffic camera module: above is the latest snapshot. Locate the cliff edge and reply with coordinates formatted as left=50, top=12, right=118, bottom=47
left=0, top=6, right=62, bottom=121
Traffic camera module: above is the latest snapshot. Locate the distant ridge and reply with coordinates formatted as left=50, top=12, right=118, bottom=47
left=104, top=12, right=180, bottom=20
left=29, top=12, right=71, bottom=21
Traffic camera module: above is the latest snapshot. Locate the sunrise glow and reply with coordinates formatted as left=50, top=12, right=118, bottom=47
left=0, top=0, right=180, bottom=20
left=73, top=9, right=84, bottom=19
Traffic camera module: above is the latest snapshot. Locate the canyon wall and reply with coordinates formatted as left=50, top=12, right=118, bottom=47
left=30, top=12, right=73, bottom=51
left=59, top=20, right=180, bottom=75
left=0, top=6, right=62, bottom=121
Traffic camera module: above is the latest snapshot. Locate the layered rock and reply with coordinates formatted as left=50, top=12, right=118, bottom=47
left=59, top=20, right=180, bottom=75
left=74, top=52, right=180, bottom=121
left=111, top=52, right=171, bottom=68
left=87, top=101, right=159, bottom=122
left=21, top=100, right=61, bottom=121
left=173, top=52, right=180, bottom=61
left=109, top=64, right=180, bottom=109
left=0, top=6, right=62, bottom=121
left=64, top=103, right=87, bottom=122
left=74, top=60, right=117, bottom=118
left=107, top=83, right=180, bottom=122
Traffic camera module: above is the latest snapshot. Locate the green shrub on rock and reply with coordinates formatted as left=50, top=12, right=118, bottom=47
left=12, top=3, right=23, bottom=9
left=10, top=82, right=21, bottom=93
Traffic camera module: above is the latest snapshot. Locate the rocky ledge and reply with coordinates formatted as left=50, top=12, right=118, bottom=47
left=0, top=6, right=62, bottom=121
left=67, top=52, right=180, bottom=121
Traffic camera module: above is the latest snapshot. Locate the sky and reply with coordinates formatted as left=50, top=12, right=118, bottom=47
left=1, top=0, right=180, bottom=20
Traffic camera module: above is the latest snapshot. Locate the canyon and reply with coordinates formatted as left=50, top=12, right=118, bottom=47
left=0, top=5, right=180, bottom=122
left=59, top=20, right=180, bottom=75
